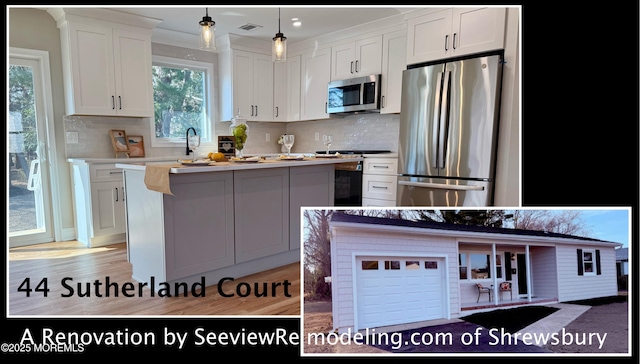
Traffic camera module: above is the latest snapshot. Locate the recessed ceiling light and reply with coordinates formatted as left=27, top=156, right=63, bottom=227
left=292, top=18, right=302, bottom=27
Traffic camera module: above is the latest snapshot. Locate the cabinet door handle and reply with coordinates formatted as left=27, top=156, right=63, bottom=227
left=115, top=187, right=119, bottom=201
left=122, top=187, right=125, bottom=202
left=275, top=106, right=279, bottom=118
left=255, top=105, right=258, bottom=117
left=453, top=33, right=457, bottom=50
left=355, top=60, right=359, bottom=73
left=373, top=165, right=389, bottom=169
left=372, top=185, right=388, bottom=189
left=444, top=35, right=449, bottom=51
left=118, top=96, right=122, bottom=110
left=350, top=61, right=354, bottom=74
left=381, top=95, right=385, bottom=108
left=111, top=96, right=115, bottom=110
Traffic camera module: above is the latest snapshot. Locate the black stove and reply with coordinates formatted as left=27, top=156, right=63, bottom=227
left=320, top=150, right=391, bottom=207
left=315, top=149, right=391, bottom=155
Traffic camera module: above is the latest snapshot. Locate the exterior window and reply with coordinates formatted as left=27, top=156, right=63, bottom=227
left=425, top=261, right=438, bottom=269
left=459, top=253, right=468, bottom=279
left=362, top=261, right=378, bottom=270
left=384, top=260, right=400, bottom=270
left=583, top=250, right=595, bottom=274
left=470, top=253, right=491, bottom=279
left=406, top=261, right=420, bottom=270
left=151, top=55, right=213, bottom=148
left=495, top=254, right=503, bottom=279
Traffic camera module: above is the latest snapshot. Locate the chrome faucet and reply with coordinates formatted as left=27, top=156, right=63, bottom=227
left=186, top=127, right=197, bottom=155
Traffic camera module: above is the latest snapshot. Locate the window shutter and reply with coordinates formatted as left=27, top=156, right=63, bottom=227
left=504, top=252, right=512, bottom=280
left=577, top=249, right=584, bottom=276
left=596, top=249, right=601, bottom=275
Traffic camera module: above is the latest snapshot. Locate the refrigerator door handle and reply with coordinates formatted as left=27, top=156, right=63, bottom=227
left=398, top=180, right=485, bottom=191
left=433, top=71, right=444, bottom=169
left=438, top=70, right=451, bottom=169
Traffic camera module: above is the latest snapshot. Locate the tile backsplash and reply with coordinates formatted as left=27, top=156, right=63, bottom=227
left=64, top=113, right=400, bottom=158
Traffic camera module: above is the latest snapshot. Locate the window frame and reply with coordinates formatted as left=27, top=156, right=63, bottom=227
left=150, top=55, right=214, bottom=148
left=581, top=249, right=596, bottom=276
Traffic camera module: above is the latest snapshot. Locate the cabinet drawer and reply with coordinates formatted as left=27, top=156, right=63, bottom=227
left=362, top=174, right=397, bottom=201
left=90, top=164, right=124, bottom=182
left=363, top=158, right=398, bottom=175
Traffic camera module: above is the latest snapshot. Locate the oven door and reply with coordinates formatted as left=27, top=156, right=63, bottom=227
left=334, top=161, right=362, bottom=206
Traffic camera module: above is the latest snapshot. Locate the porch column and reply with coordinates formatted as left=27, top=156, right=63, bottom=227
left=492, top=243, right=498, bottom=305
left=525, top=245, right=532, bottom=302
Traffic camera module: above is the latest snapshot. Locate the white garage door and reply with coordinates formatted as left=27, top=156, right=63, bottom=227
left=355, top=256, right=446, bottom=330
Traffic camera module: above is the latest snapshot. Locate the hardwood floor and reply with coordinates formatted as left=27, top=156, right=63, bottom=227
left=8, top=241, right=301, bottom=316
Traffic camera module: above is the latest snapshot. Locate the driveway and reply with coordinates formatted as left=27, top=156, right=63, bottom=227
left=303, top=297, right=629, bottom=355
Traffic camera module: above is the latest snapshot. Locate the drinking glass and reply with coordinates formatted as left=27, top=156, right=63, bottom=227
left=283, top=134, right=295, bottom=156
left=188, top=135, right=201, bottom=162
left=323, top=135, right=333, bottom=155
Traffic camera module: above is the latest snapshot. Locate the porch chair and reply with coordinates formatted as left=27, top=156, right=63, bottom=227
left=475, top=283, right=492, bottom=303
left=499, top=281, right=513, bottom=301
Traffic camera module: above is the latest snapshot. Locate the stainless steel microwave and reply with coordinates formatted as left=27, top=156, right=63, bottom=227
left=327, top=74, right=381, bottom=114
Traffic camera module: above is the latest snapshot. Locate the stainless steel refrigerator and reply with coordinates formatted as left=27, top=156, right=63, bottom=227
left=397, top=52, right=503, bottom=207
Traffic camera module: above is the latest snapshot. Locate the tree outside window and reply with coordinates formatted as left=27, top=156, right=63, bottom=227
left=151, top=56, right=213, bottom=147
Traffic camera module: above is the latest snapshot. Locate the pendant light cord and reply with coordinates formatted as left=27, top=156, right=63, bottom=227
left=278, top=8, right=281, bottom=33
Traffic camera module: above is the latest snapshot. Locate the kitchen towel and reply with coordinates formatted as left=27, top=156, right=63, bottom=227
left=144, top=164, right=181, bottom=195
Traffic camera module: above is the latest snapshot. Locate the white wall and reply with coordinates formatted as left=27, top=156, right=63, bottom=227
left=555, top=245, right=619, bottom=302
left=530, top=246, right=558, bottom=300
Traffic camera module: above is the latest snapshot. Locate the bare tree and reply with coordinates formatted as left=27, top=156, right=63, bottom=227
left=511, top=210, right=592, bottom=237
left=303, top=209, right=333, bottom=298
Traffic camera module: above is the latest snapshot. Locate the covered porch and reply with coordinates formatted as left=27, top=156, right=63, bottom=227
left=457, top=241, right=558, bottom=314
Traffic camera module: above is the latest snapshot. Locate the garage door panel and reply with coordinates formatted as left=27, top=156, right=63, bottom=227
left=356, top=256, right=446, bottom=329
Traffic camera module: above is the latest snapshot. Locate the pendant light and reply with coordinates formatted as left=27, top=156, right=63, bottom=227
left=199, top=7, right=216, bottom=51
left=272, top=8, right=287, bottom=62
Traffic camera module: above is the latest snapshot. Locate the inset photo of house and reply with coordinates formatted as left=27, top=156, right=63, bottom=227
left=302, top=208, right=631, bottom=356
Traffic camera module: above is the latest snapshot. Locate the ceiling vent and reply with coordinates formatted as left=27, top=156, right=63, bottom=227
left=238, top=23, right=263, bottom=32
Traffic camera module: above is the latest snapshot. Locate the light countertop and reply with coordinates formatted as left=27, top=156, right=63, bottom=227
left=116, top=155, right=363, bottom=174
left=68, top=157, right=181, bottom=164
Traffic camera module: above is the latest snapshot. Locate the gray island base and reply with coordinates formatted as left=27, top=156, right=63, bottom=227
left=117, top=158, right=360, bottom=293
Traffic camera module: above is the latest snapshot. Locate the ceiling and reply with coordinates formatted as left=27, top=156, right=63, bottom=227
left=105, top=6, right=420, bottom=44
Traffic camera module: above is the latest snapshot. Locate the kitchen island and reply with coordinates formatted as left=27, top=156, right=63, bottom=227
left=115, top=156, right=361, bottom=293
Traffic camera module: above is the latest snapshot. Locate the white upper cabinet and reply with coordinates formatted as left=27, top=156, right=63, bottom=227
left=272, top=54, right=302, bottom=122
left=300, top=47, right=331, bottom=121
left=406, top=7, right=506, bottom=65
left=380, top=29, right=407, bottom=114
left=54, top=16, right=155, bottom=117
left=331, top=35, right=383, bottom=81
left=273, top=61, right=288, bottom=122
left=221, top=49, right=274, bottom=122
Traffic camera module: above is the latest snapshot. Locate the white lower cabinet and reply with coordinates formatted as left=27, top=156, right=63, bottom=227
left=71, top=162, right=126, bottom=247
left=362, top=157, right=398, bottom=206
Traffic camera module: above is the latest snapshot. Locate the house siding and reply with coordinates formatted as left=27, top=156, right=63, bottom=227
left=556, top=244, right=618, bottom=302
left=330, top=227, right=459, bottom=333
left=529, top=246, right=558, bottom=299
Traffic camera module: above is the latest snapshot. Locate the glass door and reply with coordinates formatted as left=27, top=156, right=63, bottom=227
left=9, top=54, right=54, bottom=247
